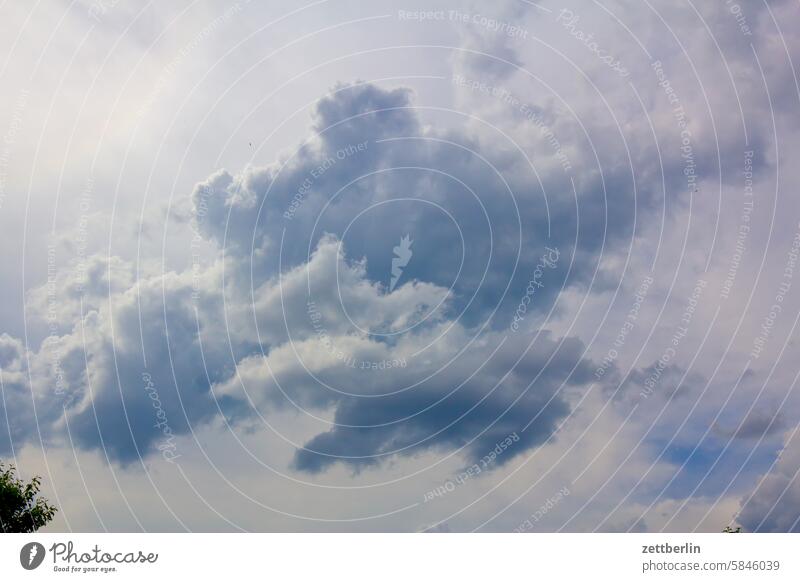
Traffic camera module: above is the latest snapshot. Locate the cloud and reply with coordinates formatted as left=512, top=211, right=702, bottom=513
left=713, top=409, right=786, bottom=440
left=2, top=0, right=799, bottom=531
left=2, top=83, right=608, bottom=471
left=2, top=226, right=598, bottom=474
left=1, top=65, right=786, bottom=477
left=287, top=326, right=588, bottom=473
left=213, top=233, right=597, bottom=473
left=2, top=256, right=244, bottom=464
left=186, top=78, right=694, bottom=336
left=738, top=429, right=800, bottom=532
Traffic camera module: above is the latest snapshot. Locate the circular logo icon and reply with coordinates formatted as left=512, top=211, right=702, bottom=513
left=20, top=542, right=46, bottom=570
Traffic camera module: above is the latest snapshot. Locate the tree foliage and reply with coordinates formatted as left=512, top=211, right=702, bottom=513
left=0, top=462, right=57, bottom=533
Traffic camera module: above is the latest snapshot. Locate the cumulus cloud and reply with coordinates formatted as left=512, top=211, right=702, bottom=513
left=2, top=228, right=595, bottom=473
left=1, top=83, right=607, bottom=472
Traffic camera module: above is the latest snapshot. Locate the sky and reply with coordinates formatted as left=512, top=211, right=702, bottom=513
left=1, top=0, right=800, bottom=532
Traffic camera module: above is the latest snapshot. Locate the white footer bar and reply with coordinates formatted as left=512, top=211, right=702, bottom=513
left=1, top=533, right=797, bottom=581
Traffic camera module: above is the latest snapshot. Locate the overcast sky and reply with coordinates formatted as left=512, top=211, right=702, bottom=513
left=1, top=0, right=800, bottom=532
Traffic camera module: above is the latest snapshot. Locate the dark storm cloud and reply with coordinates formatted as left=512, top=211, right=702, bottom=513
left=191, top=82, right=640, bottom=333
left=3, top=0, right=798, bottom=474
left=212, top=235, right=597, bottom=474
left=0, top=72, right=776, bottom=468
left=291, top=332, right=592, bottom=473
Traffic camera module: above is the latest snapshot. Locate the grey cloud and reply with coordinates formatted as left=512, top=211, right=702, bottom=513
left=0, top=69, right=763, bottom=469
left=713, top=409, right=786, bottom=440
left=212, top=234, right=597, bottom=473
left=290, top=331, right=591, bottom=474
left=3, top=6, right=797, bottom=477
left=738, top=429, right=800, bottom=532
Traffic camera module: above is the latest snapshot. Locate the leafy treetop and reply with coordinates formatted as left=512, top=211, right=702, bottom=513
left=0, top=462, right=57, bottom=533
